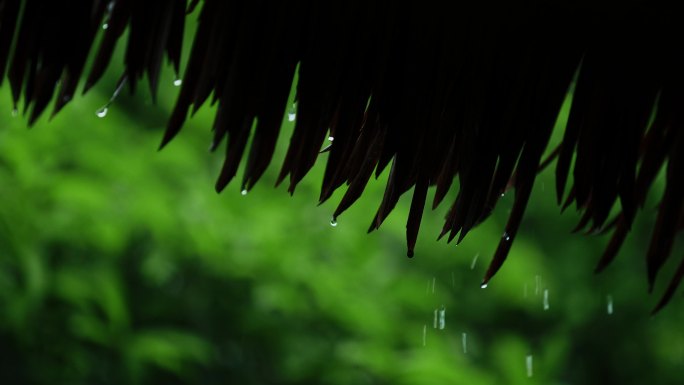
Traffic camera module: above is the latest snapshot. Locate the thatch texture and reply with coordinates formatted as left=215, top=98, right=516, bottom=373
left=1, top=0, right=682, bottom=311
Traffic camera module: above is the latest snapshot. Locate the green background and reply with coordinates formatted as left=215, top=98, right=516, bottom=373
left=1, top=18, right=683, bottom=385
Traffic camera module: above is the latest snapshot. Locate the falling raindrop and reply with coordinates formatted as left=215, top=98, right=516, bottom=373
left=173, top=79, right=183, bottom=86
left=607, top=295, right=614, bottom=315
left=470, top=253, right=479, bottom=269
left=96, top=106, right=108, bottom=118
left=11, top=108, right=18, bottom=117
left=535, top=275, right=542, bottom=296
left=543, top=289, right=550, bottom=310
left=241, top=189, right=248, bottom=196
left=330, top=217, right=338, bottom=227
left=433, top=309, right=438, bottom=329
left=438, top=306, right=446, bottom=330
left=526, top=355, right=534, bottom=377
left=462, top=332, right=468, bottom=354
left=287, top=102, right=297, bottom=122
left=422, top=324, right=427, bottom=347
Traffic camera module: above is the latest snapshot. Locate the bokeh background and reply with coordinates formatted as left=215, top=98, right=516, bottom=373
left=1, top=16, right=684, bottom=385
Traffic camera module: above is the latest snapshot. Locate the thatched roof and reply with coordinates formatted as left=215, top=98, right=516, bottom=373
left=1, top=0, right=681, bottom=311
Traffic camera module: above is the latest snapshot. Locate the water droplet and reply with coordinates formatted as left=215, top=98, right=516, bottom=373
left=462, top=332, right=468, bottom=354
left=330, top=217, right=338, bottom=227
left=438, top=306, right=446, bottom=330
left=102, top=23, right=109, bottom=30
left=480, top=282, right=488, bottom=289
left=606, top=295, right=613, bottom=315
left=173, top=79, right=183, bottom=86
left=503, top=232, right=511, bottom=241
left=526, top=355, right=534, bottom=377
left=500, top=192, right=505, bottom=197
left=287, top=102, right=297, bottom=122
left=422, top=324, right=427, bottom=346
left=470, top=253, right=479, bottom=269
left=241, top=189, right=248, bottom=196
left=96, top=106, right=108, bottom=118
left=535, top=275, right=542, bottom=296
left=11, top=108, right=18, bottom=117
left=433, top=309, right=438, bottom=329
left=328, top=136, right=334, bottom=142
left=543, top=289, right=550, bottom=310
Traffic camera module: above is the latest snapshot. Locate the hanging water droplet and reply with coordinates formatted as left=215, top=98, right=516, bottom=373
left=328, top=136, right=335, bottom=142
left=433, top=309, right=438, bottom=329
left=606, top=295, right=614, bottom=315
left=470, top=253, right=479, bottom=270
left=95, top=74, right=127, bottom=119
left=500, top=192, right=505, bottom=197
left=526, top=355, right=534, bottom=377
left=480, top=282, right=488, bottom=289
left=11, top=108, right=18, bottom=117
left=422, top=324, right=427, bottom=347
left=462, top=332, right=468, bottom=354
left=438, top=306, right=446, bottom=330
left=96, top=106, right=108, bottom=118
left=543, top=288, right=550, bottom=310
left=330, top=217, right=338, bottom=227
left=241, top=189, right=248, bottom=196
left=173, top=79, right=183, bottom=86
left=102, top=23, right=109, bottom=30
left=503, top=232, right=511, bottom=241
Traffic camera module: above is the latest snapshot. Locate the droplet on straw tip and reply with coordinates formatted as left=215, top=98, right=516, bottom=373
left=96, top=106, right=108, bottom=118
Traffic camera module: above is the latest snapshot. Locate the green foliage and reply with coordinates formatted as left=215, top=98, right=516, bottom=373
left=1, top=38, right=684, bottom=385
